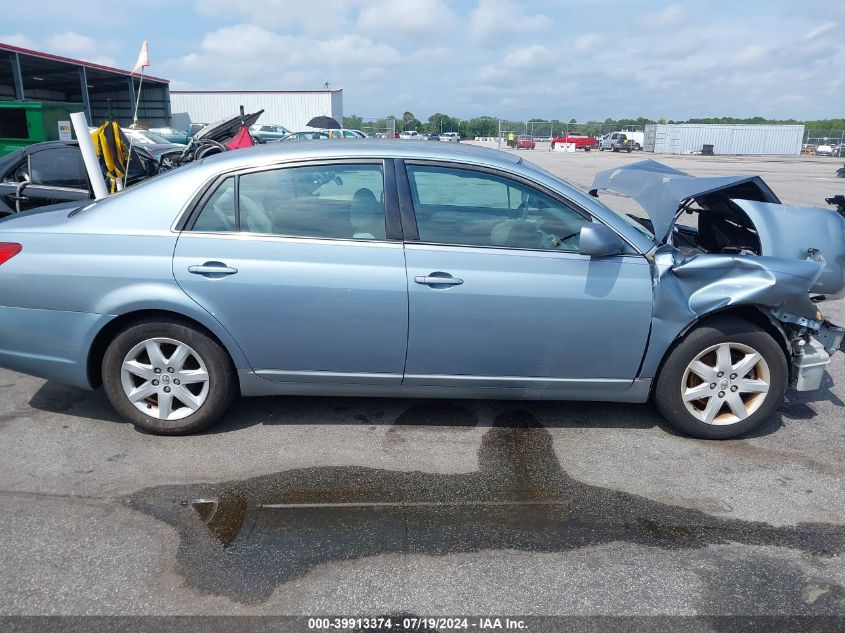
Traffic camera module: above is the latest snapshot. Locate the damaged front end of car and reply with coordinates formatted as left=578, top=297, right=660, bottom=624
left=591, top=160, right=845, bottom=392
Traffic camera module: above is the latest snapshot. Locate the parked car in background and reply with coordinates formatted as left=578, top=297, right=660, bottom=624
left=122, top=129, right=186, bottom=163
left=428, top=133, right=441, bottom=141
left=1, top=144, right=841, bottom=438
left=551, top=134, right=596, bottom=151
left=441, top=132, right=460, bottom=142
left=620, top=130, right=645, bottom=150
left=400, top=130, right=422, bottom=140
left=816, top=144, right=834, bottom=157
left=600, top=132, right=633, bottom=152
left=278, top=131, right=334, bottom=141
left=249, top=124, right=292, bottom=144
left=832, top=144, right=845, bottom=158
left=516, top=135, right=536, bottom=150
left=149, top=127, right=191, bottom=144
left=0, top=141, right=157, bottom=216
left=323, top=129, right=367, bottom=139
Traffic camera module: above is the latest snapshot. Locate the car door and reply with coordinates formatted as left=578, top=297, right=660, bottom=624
left=0, top=145, right=91, bottom=212
left=398, top=161, right=654, bottom=397
left=173, top=159, right=408, bottom=385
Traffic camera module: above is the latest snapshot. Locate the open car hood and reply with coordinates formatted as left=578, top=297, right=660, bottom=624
left=193, top=110, right=264, bottom=145
left=590, top=160, right=780, bottom=242
left=591, top=160, right=845, bottom=298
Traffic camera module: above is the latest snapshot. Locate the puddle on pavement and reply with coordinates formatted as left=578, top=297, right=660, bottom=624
left=126, top=408, right=845, bottom=605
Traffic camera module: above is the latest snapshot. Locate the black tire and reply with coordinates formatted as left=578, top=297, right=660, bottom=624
left=584, top=147, right=591, bottom=152
left=102, top=319, right=237, bottom=435
left=599, top=145, right=604, bottom=151
left=654, top=317, right=787, bottom=439
left=612, top=146, right=618, bottom=152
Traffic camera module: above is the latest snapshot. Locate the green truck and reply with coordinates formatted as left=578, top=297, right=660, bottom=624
left=0, top=101, right=85, bottom=157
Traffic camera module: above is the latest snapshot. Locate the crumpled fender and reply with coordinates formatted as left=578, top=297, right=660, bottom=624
left=639, top=250, right=823, bottom=378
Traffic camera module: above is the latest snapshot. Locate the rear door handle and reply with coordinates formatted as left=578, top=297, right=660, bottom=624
left=188, top=262, right=238, bottom=277
left=414, top=273, right=464, bottom=286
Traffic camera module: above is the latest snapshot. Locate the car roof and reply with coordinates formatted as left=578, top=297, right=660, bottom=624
left=200, top=139, right=522, bottom=171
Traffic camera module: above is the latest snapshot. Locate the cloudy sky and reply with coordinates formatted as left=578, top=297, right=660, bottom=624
left=2, top=0, right=843, bottom=121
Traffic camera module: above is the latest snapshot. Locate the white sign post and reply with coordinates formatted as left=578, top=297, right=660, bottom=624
left=70, top=112, right=108, bottom=200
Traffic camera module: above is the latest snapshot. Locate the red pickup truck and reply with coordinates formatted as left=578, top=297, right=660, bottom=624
left=550, top=135, right=597, bottom=151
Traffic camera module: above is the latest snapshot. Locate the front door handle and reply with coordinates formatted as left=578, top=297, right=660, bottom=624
left=188, top=262, right=238, bottom=277
left=414, top=273, right=464, bottom=287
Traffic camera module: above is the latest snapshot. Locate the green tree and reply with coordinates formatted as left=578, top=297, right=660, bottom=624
left=427, top=113, right=459, bottom=134
left=344, top=114, right=364, bottom=131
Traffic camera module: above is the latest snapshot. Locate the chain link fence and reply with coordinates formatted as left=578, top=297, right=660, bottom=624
left=357, top=116, right=396, bottom=139
left=803, top=130, right=845, bottom=156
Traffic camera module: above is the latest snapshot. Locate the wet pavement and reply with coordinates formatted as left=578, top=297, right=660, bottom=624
left=0, top=154, right=843, bottom=619
left=128, top=415, right=844, bottom=607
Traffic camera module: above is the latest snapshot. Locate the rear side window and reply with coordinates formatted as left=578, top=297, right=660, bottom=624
left=193, top=177, right=236, bottom=232
left=191, top=164, right=386, bottom=240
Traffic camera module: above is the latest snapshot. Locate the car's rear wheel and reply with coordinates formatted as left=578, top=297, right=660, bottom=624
left=654, top=317, right=787, bottom=439
left=102, top=320, right=236, bottom=435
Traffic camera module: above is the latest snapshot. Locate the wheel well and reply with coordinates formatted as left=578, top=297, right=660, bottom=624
left=651, top=305, right=792, bottom=394
left=86, top=310, right=234, bottom=388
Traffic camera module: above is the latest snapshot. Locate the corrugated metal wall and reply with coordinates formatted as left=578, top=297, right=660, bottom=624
left=643, top=124, right=804, bottom=155
left=170, top=90, right=342, bottom=130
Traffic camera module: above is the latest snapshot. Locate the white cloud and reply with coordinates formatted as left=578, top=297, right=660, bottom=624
left=165, top=24, right=401, bottom=89
left=358, top=0, right=455, bottom=40
left=729, top=45, right=767, bottom=67
left=468, top=0, right=551, bottom=46
left=647, top=3, right=684, bottom=27
left=802, top=21, right=836, bottom=40
left=44, top=31, right=117, bottom=66
left=0, top=33, right=36, bottom=48
left=194, top=0, right=368, bottom=31
left=574, top=33, right=600, bottom=53
left=503, top=45, right=554, bottom=69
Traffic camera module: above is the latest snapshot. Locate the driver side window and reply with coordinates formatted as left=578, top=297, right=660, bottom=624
left=406, top=164, right=590, bottom=251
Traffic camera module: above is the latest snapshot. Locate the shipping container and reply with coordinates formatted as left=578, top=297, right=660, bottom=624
left=643, top=124, right=804, bottom=156
left=170, top=90, right=343, bottom=133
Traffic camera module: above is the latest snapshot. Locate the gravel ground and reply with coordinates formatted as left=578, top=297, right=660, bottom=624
left=0, top=149, right=843, bottom=625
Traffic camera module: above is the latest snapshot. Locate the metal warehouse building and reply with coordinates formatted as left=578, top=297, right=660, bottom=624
left=0, top=42, right=171, bottom=126
left=644, top=124, right=805, bottom=156
left=170, top=89, right=343, bottom=131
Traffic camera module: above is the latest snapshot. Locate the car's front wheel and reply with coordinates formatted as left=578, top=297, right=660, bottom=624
left=654, top=317, right=787, bottom=439
left=102, top=319, right=236, bottom=435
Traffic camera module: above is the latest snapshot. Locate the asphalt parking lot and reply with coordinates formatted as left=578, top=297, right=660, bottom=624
left=1, top=149, right=843, bottom=621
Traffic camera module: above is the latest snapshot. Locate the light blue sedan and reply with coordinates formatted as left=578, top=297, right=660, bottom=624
left=0, top=142, right=842, bottom=437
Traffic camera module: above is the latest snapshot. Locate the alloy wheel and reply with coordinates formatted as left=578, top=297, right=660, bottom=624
left=120, top=337, right=210, bottom=421
left=680, top=342, right=771, bottom=425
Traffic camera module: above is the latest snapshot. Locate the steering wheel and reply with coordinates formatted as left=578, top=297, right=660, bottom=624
left=548, top=231, right=579, bottom=248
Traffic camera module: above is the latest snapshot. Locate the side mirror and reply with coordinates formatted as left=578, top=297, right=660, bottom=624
left=578, top=224, right=626, bottom=257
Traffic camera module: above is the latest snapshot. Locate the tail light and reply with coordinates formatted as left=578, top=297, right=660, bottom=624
left=0, top=243, right=22, bottom=266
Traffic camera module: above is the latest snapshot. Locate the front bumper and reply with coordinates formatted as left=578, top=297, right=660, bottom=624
left=792, top=321, right=844, bottom=391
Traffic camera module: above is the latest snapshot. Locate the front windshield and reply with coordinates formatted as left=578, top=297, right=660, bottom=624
left=519, top=161, right=656, bottom=241
left=591, top=189, right=656, bottom=239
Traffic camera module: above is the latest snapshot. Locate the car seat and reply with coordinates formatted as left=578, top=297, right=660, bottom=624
left=350, top=188, right=385, bottom=239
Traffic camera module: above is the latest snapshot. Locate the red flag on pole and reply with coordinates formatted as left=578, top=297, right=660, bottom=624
left=228, top=126, right=255, bottom=150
